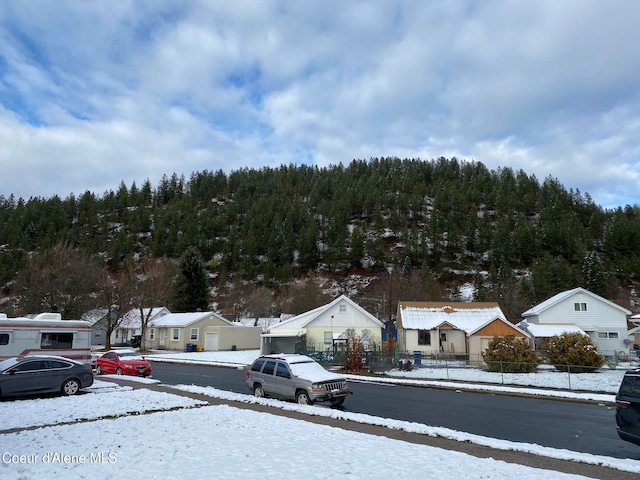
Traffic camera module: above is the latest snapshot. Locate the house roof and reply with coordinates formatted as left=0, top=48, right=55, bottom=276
left=150, top=312, right=234, bottom=328
left=522, top=287, right=631, bottom=317
left=120, top=307, right=169, bottom=328
left=398, top=301, right=512, bottom=334
left=524, top=323, right=587, bottom=338
left=268, top=295, right=384, bottom=332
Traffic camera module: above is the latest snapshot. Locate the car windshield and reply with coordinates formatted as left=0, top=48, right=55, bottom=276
left=0, top=357, right=20, bottom=371
left=288, top=361, right=344, bottom=383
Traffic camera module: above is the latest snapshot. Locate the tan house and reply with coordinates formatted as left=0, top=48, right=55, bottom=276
left=262, top=295, right=385, bottom=355
left=396, top=301, right=528, bottom=360
left=146, top=312, right=262, bottom=352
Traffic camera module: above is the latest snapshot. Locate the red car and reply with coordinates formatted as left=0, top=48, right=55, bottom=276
left=95, top=349, right=151, bottom=377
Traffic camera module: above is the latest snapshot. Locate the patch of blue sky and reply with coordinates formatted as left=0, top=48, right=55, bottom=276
left=225, top=63, right=264, bottom=109
left=5, top=24, right=52, bottom=71
left=132, top=2, right=188, bottom=44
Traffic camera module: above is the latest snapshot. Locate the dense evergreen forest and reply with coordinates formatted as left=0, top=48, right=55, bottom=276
left=1, top=157, right=640, bottom=321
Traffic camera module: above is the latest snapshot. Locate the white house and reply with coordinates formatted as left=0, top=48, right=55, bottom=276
left=262, top=295, right=385, bottom=355
left=521, top=287, right=631, bottom=357
left=111, top=307, right=170, bottom=346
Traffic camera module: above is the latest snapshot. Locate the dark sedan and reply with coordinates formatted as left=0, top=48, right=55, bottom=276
left=0, top=356, right=94, bottom=399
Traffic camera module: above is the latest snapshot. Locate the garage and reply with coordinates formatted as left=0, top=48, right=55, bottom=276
left=204, top=332, right=219, bottom=351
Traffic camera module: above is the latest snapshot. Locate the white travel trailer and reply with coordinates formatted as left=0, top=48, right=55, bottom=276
left=0, top=312, right=92, bottom=364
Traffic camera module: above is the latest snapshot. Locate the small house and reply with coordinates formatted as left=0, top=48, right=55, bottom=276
left=262, top=295, right=384, bottom=355
left=396, top=301, right=528, bottom=361
left=146, top=312, right=262, bottom=352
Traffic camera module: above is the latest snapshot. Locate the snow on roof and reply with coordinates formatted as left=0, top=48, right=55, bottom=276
left=398, top=302, right=507, bottom=333
left=150, top=312, right=233, bottom=327
left=120, top=307, right=168, bottom=328
left=525, top=324, right=587, bottom=338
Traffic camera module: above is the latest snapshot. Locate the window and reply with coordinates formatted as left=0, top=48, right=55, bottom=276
left=251, top=359, right=266, bottom=372
left=276, top=362, right=291, bottom=379
left=324, top=332, right=332, bottom=345
left=149, top=329, right=155, bottom=340
left=574, top=302, right=587, bottom=311
left=418, top=330, right=431, bottom=345
left=40, top=332, right=73, bottom=349
left=0, top=333, right=9, bottom=345
left=46, top=360, right=71, bottom=369
left=262, top=360, right=276, bottom=375
left=14, top=360, right=48, bottom=372
left=339, top=304, right=347, bottom=313
left=190, top=328, right=198, bottom=341
left=598, top=332, right=619, bottom=339
left=172, top=328, right=180, bottom=341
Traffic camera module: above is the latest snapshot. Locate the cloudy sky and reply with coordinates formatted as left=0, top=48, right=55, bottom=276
left=1, top=1, right=639, bottom=209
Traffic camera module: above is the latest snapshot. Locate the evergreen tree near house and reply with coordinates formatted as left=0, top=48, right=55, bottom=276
left=172, top=247, right=210, bottom=312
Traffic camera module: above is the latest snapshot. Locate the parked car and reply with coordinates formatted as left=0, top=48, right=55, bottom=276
left=0, top=355, right=94, bottom=399
left=616, top=368, right=640, bottom=446
left=245, top=354, right=351, bottom=406
left=95, top=349, right=151, bottom=377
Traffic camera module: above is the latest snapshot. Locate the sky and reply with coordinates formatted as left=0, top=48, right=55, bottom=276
left=1, top=351, right=639, bottom=479
left=1, top=1, right=639, bottom=209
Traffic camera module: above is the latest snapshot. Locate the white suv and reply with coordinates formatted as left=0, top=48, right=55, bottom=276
left=245, top=354, right=351, bottom=406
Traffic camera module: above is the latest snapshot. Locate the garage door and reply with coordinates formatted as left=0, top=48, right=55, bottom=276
left=204, top=332, right=219, bottom=351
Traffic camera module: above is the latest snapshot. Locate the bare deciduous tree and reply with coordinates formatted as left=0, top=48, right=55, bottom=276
left=16, top=242, right=100, bottom=318
left=125, top=258, right=174, bottom=351
left=94, top=268, right=134, bottom=350
left=246, top=286, right=274, bottom=326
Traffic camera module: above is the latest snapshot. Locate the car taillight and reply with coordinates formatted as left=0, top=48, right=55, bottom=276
left=616, top=400, right=630, bottom=408
left=245, top=371, right=250, bottom=379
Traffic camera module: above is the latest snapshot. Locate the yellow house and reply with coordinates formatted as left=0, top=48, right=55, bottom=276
left=261, top=295, right=385, bottom=355
left=396, top=301, right=529, bottom=361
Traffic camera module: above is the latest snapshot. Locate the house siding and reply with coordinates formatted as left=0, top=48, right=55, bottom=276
left=525, top=290, right=630, bottom=356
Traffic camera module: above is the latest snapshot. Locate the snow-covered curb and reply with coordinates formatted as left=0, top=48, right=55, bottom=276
left=170, top=383, right=640, bottom=474
left=347, top=374, right=616, bottom=403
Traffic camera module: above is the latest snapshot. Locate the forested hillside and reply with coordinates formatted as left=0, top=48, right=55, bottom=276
left=1, top=157, right=639, bottom=321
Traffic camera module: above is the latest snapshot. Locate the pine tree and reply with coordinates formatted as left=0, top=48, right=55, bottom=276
left=172, top=247, right=210, bottom=312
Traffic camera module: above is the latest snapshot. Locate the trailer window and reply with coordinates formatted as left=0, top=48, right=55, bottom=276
left=40, top=332, right=73, bottom=349
left=0, top=333, right=9, bottom=345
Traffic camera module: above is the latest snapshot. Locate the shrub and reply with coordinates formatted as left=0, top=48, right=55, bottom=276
left=482, top=335, right=539, bottom=373
left=341, top=328, right=368, bottom=373
left=547, top=331, right=604, bottom=373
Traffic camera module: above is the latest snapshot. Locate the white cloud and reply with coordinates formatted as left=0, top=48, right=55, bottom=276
left=0, top=1, right=639, bottom=208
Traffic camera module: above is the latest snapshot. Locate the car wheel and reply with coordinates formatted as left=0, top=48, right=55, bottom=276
left=62, top=379, right=80, bottom=396
left=253, top=384, right=265, bottom=398
left=330, top=397, right=345, bottom=407
left=96, top=365, right=103, bottom=375
left=116, top=367, right=123, bottom=375
left=296, top=390, right=313, bottom=405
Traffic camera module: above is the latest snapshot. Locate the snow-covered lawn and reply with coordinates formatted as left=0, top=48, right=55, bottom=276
left=1, top=378, right=639, bottom=479
left=1, top=349, right=637, bottom=479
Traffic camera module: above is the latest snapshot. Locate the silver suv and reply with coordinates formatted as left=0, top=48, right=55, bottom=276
left=245, top=354, right=351, bottom=406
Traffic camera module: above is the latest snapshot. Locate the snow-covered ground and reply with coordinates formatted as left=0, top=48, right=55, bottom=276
left=0, top=349, right=638, bottom=479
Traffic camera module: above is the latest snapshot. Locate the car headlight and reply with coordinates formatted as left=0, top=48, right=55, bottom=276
left=311, top=384, right=325, bottom=392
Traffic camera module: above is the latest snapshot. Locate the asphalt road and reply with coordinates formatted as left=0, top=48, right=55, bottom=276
left=148, top=361, right=640, bottom=461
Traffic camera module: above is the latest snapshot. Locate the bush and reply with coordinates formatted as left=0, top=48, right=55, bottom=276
left=548, top=332, right=604, bottom=373
left=482, top=335, right=539, bottom=373
left=341, top=328, right=368, bottom=373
